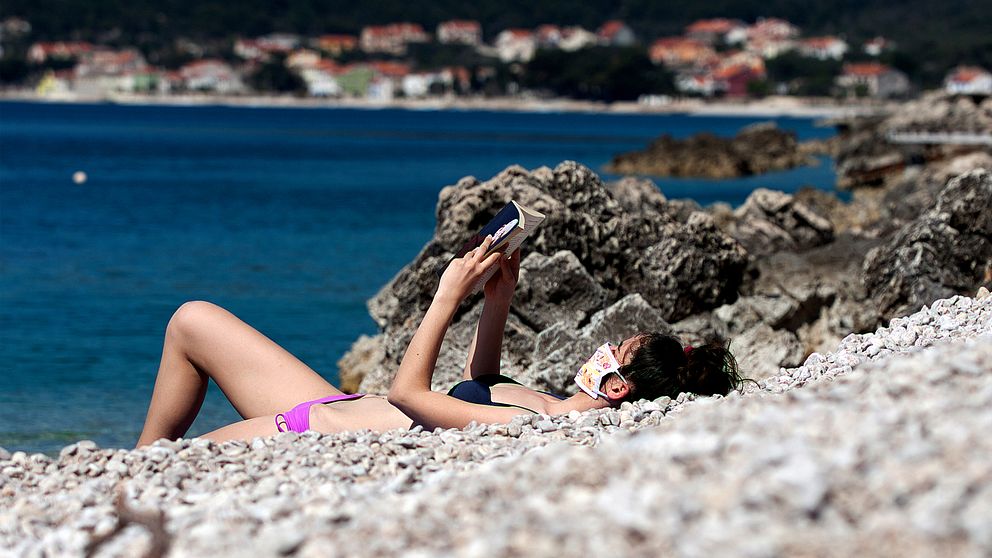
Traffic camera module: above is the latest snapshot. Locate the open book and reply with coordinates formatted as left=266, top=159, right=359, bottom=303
left=441, top=200, right=547, bottom=293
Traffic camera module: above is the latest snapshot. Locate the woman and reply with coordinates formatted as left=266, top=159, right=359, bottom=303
left=136, top=235, right=744, bottom=446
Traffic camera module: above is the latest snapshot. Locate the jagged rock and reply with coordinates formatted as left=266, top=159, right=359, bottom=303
left=863, top=169, right=992, bottom=317
left=358, top=302, right=538, bottom=395
left=606, top=122, right=815, bottom=178
left=619, top=212, right=749, bottom=322
left=345, top=161, right=747, bottom=392
left=731, top=323, right=806, bottom=381
left=604, top=176, right=667, bottom=214
left=727, top=188, right=834, bottom=256
left=670, top=312, right=730, bottom=347
left=514, top=251, right=608, bottom=332
left=833, top=92, right=992, bottom=190
left=337, top=335, right=385, bottom=393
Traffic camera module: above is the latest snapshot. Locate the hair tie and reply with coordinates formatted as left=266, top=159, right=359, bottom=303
left=684, top=345, right=693, bottom=357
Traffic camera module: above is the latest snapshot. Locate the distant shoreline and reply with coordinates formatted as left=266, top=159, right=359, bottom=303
left=0, top=90, right=890, bottom=119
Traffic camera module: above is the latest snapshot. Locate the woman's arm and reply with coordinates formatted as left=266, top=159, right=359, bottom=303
left=387, top=238, right=533, bottom=430
left=463, top=249, right=520, bottom=380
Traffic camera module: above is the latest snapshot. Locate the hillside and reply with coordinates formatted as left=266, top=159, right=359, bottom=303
left=2, top=0, right=990, bottom=86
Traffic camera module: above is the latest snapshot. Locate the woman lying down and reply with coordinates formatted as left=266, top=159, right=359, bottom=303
left=136, top=235, right=744, bottom=446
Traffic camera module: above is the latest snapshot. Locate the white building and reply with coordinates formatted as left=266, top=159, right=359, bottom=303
left=179, top=59, right=245, bottom=94
left=559, top=27, right=599, bottom=52
left=495, top=29, right=536, bottom=62
left=299, top=67, right=342, bottom=97
left=437, top=20, right=481, bottom=46
left=597, top=21, right=636, bottom=47
left=798, top=36, right=848, bottom=60
left=944, top=66, right=992, bottom=95
left=837, top=63, right=909, bottom=98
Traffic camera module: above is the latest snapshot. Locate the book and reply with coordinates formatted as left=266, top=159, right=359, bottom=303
left=441, top=200, right=547, bottom=293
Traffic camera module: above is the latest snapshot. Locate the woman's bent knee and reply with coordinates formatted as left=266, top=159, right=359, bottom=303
left=167, top=300, right=223, bottom=339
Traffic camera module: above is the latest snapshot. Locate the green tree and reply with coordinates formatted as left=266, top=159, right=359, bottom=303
left=0, top=56, right=29, bottom=83
left=246, top=56, right=306, bottom=94
left=524, top=46, right=674, bottom=101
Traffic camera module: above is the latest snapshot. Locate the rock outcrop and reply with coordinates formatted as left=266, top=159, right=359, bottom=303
left=863, top=169, right=992, bottom=317
left=605, top=121, right=817, bottom=178
left=343, top=147, right=991, bottom=394
left=722, top=187, right=835, bottom=257
left=833, top=91, right=992, bottom=191
left=350, top=161, right=749, bottom=395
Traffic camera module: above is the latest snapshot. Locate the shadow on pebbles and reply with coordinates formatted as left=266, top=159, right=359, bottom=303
left=1, top=292, right=991, bottom=557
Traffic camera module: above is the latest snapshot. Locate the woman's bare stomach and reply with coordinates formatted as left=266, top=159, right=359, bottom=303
left=308, top=395, right=414, bottom=434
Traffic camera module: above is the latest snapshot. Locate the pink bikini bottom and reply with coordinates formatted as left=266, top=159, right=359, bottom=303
left=275, top=393, right=366, bottom=433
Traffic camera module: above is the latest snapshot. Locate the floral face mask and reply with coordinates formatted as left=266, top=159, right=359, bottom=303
left=574, top=342, right=626, bottom=399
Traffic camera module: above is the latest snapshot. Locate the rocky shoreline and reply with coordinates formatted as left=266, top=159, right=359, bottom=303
left=3, top=91, right=991, bottom=556
left=2, top=292, right=989, bottom=556
left=605, top=122, right=823, bottom=178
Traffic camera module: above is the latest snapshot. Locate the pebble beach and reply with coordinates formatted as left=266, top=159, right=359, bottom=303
left=2, top=291, right=990, bottom=557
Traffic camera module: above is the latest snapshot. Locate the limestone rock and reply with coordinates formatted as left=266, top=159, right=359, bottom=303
left=863, top=169, right=992, bottom=317
left=728, top=188, right=834, bottom=256
left=731, top=324, right=806, bottom=381
left=343, top=161, right=747, bottom=392
left=619, top=212, right=749, bottom=322
left=337, top=335, right=385, bottom=394
left=514, top=251, right=608, bottom=332
left=606, top=122, right=815, bottom=179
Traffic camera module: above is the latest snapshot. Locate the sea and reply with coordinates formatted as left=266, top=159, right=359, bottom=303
left=0, top=100, right=839, bottom=454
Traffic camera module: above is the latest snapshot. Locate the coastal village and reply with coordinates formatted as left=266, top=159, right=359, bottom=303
left=3, top=15, right=991, bottom=103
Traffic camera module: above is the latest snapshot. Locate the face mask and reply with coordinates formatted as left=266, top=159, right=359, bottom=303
left=574, top=342, right=626, bottom=399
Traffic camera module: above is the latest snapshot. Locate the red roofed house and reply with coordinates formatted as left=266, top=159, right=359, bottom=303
left=712, top=62, right=766, bottom=97
left=437, top=20, right=481, bottom=46
left=597, top=20, right=635, bottom=46
left=798, top=36, right=848, bottom=60
left=944, top=66, right=992, bottom=96
left=28, top=41, right=94, bottom=63
left=559, top=26, right=599, bottom=51
left=745, top=18, right=800, bottom=58
left=299, top=59, right=343, bottom=97
left=71, top=48, right=158, bottom=95
left=285, top=49, right=321, bottom=69
left=535, top=24, right=562, bottom=48
left=360, top=23, right=429, bottom=55
left=837, top=63, right=909, bottom=98
left=649, top=37, right=716, bottom=68
left=495, top=29, right=536, bottom=62
left=685, top=18, right=746, bottom=45
left=179, top=59, right=245, bottom=94
left=316, top=35, right=358, bottom=57
left=234, top=35, right=299, bottom=61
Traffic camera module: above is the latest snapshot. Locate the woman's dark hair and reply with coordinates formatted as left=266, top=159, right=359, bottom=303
left=619, top=332, right=749, bottom=401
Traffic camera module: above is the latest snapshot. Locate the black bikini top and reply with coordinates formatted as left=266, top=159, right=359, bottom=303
left=446, top=374, right=565, bottom=414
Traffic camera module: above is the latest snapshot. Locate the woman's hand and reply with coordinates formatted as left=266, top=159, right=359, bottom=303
left=437, top=235, right=503, bottom=304
left=484, top=248, right=520, bottom=305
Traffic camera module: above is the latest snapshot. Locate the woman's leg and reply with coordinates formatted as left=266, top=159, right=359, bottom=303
left=136, top=301, right=344, bottom=446
left=199, top=416, right=281, bottom=444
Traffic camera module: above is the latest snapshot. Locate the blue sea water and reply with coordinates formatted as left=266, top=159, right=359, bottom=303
left=0, top=101, right=838, bottom=454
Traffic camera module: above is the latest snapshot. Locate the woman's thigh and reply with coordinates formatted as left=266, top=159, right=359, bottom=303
left=170, top=301, right=344, bottom=418
left=199, top=416, right=280, bottom=443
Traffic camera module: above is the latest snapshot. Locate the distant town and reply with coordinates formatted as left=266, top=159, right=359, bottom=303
left=1, top=15, right=990, bottom=104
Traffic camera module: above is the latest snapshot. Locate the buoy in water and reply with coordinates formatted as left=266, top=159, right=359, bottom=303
left=72, top=171, right=87, bottom=184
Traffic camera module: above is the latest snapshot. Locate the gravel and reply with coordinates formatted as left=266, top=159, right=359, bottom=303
left=1, top=292, right=990, bottom=557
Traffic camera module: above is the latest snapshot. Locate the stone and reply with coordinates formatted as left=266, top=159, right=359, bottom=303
left=863, top=170, right=992, bottom=318
left=606, top=122, right=815, bottom=179
left=727, top=188, right=834, bottom=256
left=514, top=250, right=608, bottom=331
left=347, top=161, right=746, bottom=393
